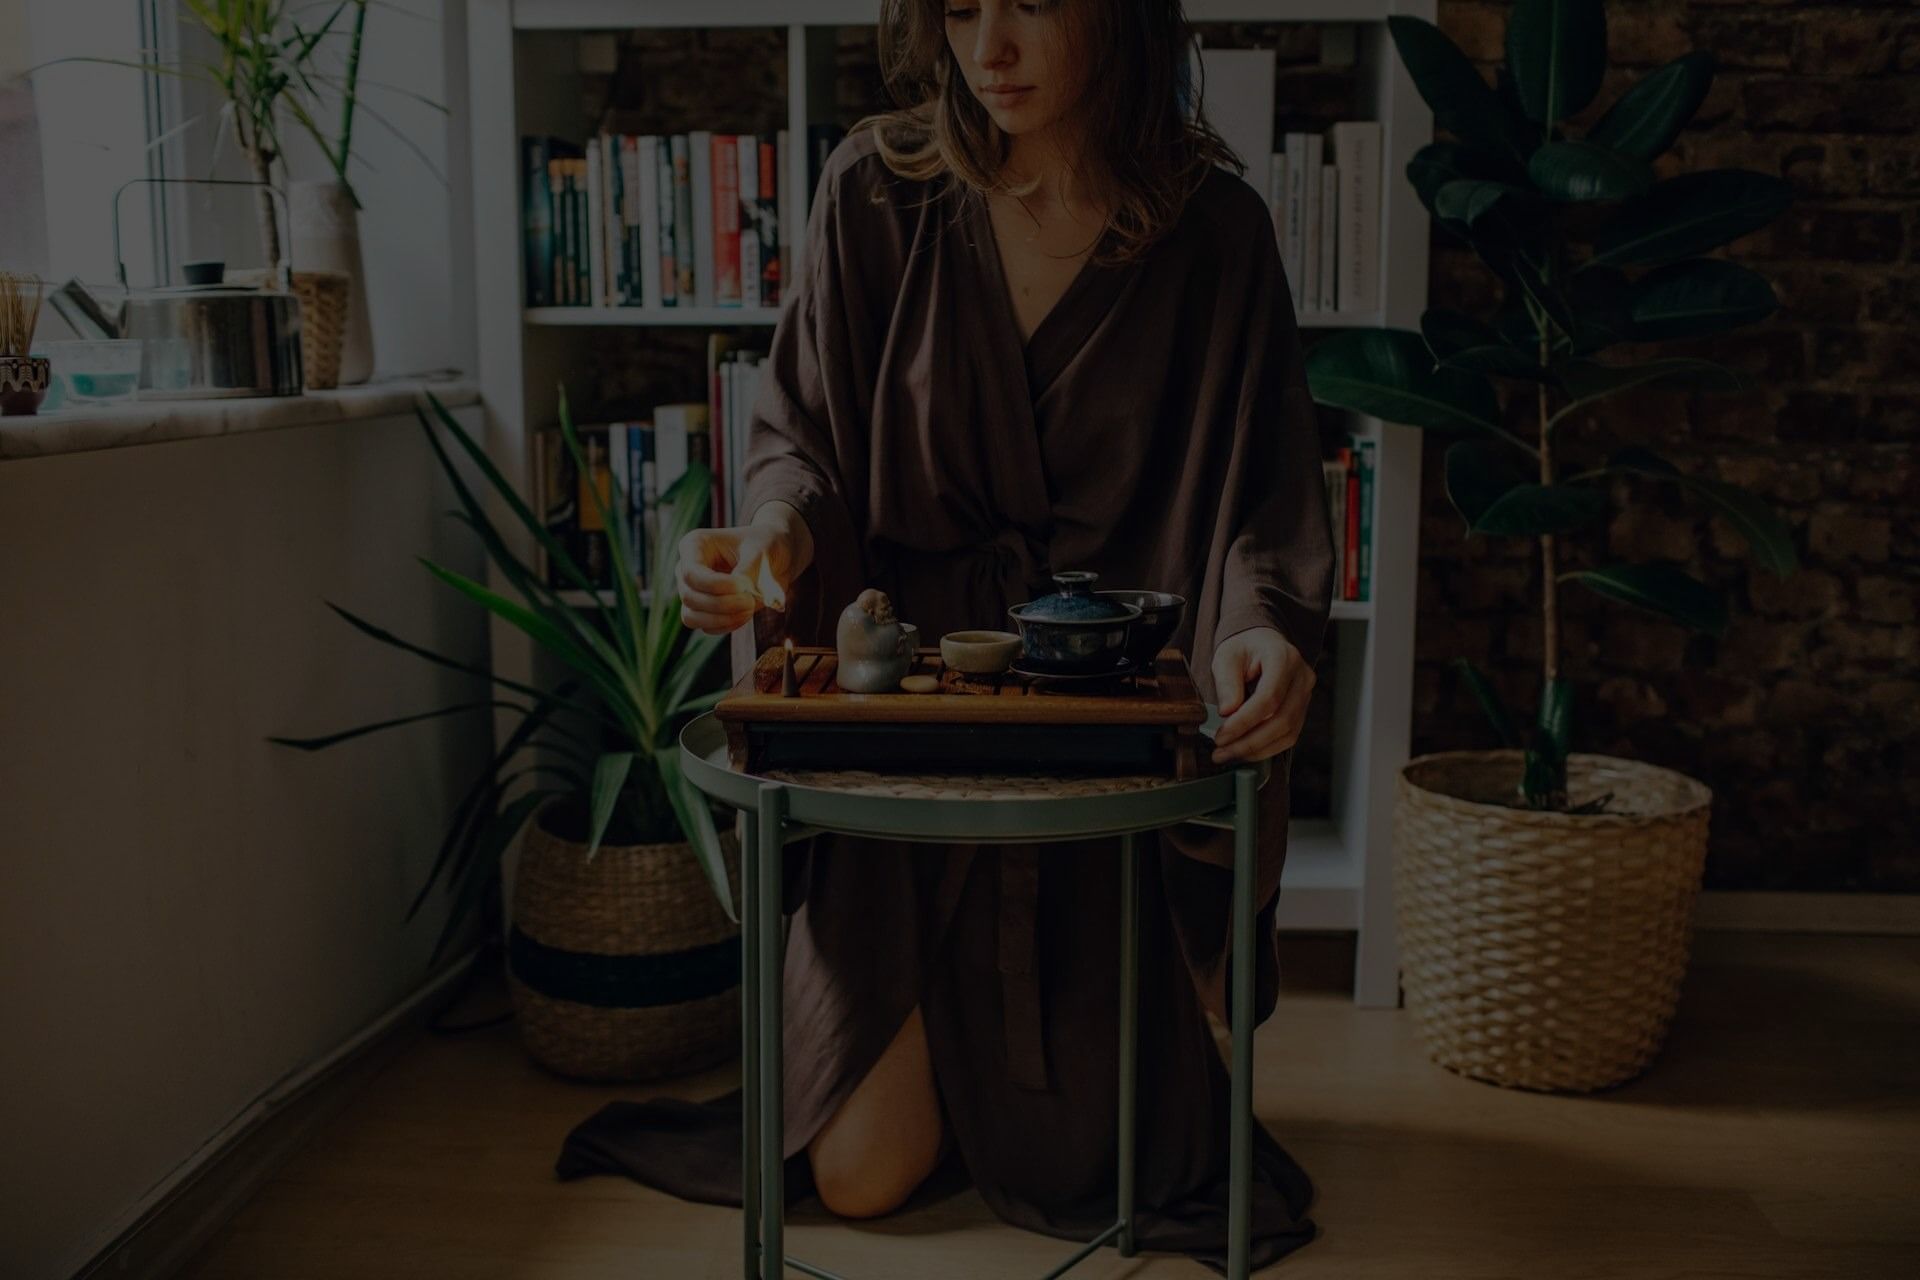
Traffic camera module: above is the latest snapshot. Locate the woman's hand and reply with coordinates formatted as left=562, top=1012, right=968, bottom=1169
left=1210, top=627, right=1314, bottom=765
left=676, top=501, right=813, bottom=635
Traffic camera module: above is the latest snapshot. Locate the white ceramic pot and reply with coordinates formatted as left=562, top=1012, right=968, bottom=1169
left=288, top=179, right=374, bottom=385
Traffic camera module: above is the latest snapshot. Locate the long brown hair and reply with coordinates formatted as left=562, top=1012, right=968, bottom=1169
left=853, top=0, right=1243, bottom=267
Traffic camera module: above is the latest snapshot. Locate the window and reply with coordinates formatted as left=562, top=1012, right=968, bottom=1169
left=0, top=6, right=50, bottom=280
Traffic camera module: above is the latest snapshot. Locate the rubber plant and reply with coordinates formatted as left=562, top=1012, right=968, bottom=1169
left=1307, top=0, right=1800, bottom=810
left=272, top=391, right=734, bottom=961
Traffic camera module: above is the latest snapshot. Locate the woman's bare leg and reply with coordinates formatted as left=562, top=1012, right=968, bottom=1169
left=806, top=1003, right=946, bottom=1219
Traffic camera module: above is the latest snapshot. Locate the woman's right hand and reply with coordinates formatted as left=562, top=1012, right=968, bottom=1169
left=676, top=502, right=811, bottom=635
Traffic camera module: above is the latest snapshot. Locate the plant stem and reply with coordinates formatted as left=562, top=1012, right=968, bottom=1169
left=247, top=143, right=282, bottom=269
left=1538, top=353, right=1559, bottom=686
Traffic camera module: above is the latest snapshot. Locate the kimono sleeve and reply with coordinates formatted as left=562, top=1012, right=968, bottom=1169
left=739, top=149, right=877, bottom=648
left=1210, top=222, right=1337, bottom=671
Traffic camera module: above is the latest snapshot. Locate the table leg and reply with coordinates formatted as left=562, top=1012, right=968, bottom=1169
left=1228, top=768, right=1258, bottom=1279
left=1118, top=830, right=1140, bottom=1257
left=741, top=810, right=761, bottom=1280
left=758, top=784, right=788, bottom=1278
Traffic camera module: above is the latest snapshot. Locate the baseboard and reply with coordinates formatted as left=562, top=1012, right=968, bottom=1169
left=1693, top=891, right=1920, bottom=935
left=73, top=950, right=481, bottom=1280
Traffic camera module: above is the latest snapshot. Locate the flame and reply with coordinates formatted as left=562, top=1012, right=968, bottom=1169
left=748, top=555, right=787, bottom=612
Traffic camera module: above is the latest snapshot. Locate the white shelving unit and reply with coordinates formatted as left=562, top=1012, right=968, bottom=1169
left=465, top=0, right=1433, bottom=1008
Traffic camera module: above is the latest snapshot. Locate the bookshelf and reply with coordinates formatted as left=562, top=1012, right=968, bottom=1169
left=466, top=0, right=1434, bottom=1009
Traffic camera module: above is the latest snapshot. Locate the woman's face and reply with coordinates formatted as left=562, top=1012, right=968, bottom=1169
left=943, top=1, right=1087, bottom=141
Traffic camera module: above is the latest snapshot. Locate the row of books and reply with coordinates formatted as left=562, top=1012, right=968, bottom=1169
left=521, top=124, right=845, bottom=311
left=1324, top=432, right=1375, bottom=603
left=534, top=335, right=772, bottom=592
left=1269, top=121, right=1382, bottom=318
left=1193, top=46, right=1381, bottom=317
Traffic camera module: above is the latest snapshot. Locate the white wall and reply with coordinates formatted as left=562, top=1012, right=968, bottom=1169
left=0, top=410, right=494, bottom=1278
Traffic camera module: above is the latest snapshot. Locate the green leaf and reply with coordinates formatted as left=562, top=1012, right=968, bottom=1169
left=1528, top=140, right=1653, bottom=201
left=1307, top=329, right=1505, bottom=436
left=268, top=699, right=521, bottom=751
left=1422, top=309, right=1548, bottom=380
left=1628, top=259, right=1780, bottom=341
left=1446, top=439, right=1605, bottom=535
left=1589, top=170, right=1794, bottom=269
left=1388, top=16, right=1533, bottom=162
left=1477, top=481, right=1607, bottom=536
left=1507, top=0, right=1608, bottom=127
left=586, top=751, right=635, bottom=859
left=645, top=463, right=716, bottom=685
left=659, top=629, right=725, bottom=726
left=1604, top=445, right=1799, bottom=576
left=1453, top=658, right=1522, bottom=748
left=1525, top=676, right=1575, bottom=805
left=1445, top=438, right=1533, bottom=528
left=657, top=749, right=737, bottom=924
left=1434, top=179, right=1542, bottom=228
left=1589, top=52, right=1716, bottom=161
left=1570, top=562, right=1730, bottom=635
left=1554, top=356, right=1750, bottom=407
left=1564, top=266, right=1638, bottom=356
left=1407, top=143, right=1530, bottom=231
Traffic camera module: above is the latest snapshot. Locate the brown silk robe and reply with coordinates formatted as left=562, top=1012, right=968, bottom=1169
left=559, top=129, right=1337, bottom=1274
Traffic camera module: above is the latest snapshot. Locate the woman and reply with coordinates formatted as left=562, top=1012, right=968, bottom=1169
left=560, top=2, right=1335, bottom=1272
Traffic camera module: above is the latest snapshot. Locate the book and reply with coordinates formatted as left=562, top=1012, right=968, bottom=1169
left=706, top=334, right=733, bottom=525
left=1318, top=161, right=1338, bottom=314
left=585, top=141, right=606, bottom=307
left=737, top=134, right=760, bottom=308
left=1330, top=121, right=1382, bottom=314
left=636, top=137, right=662, bottom=307
left=713, top=134, right=741, bottom=306
left=522, top=137, right=557, bottom=307
left=672, top=134, right=695, bottom=302
left=1343, top=443, right=1361, bottom=601
left=689, top=131, right=715, bottom=307
left=1357, top=435, right=1375, bottom=601
left=757, top=134, right=781, bottom=307
left=1300, top=133, right=1324, bottom=316
left=776, top=130, right=791, bottom=301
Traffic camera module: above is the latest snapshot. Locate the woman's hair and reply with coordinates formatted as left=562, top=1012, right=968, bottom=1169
left=851, top=0, right=1243, bottom=267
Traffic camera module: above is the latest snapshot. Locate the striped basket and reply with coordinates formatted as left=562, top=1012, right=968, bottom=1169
left=1393, top=750, right=1713, bottom=1093
left=291, top=269, right=349, bottom=390
left=509, top=803, right=742, bottom=1082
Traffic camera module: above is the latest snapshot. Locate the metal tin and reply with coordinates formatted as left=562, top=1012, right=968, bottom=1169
left=127, top=285, right=303, bottom=399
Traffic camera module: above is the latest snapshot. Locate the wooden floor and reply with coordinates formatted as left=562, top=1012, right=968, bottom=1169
left=184, top=932, right=1920, bottom=1279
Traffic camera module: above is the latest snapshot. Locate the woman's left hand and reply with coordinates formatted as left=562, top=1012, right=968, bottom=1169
left=1210, top=627, right=1315, bottom=765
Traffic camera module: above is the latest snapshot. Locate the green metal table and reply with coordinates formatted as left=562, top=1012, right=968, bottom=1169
left=680, top=712, right=1272, bottom=1280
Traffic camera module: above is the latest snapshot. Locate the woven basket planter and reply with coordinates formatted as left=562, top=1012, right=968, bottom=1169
left=1394, top=749, right=1713, bottom=1093
left=291, top=270, right=350, bottom=390
left=509, top=803, right=741, bottom=1082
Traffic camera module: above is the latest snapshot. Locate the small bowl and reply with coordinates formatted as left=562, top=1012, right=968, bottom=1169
left=1097, top=590, right=1187, bottom=665
left=940, top=629, right=1022, bottom=675
left=40, top=339, right=144, bottom=406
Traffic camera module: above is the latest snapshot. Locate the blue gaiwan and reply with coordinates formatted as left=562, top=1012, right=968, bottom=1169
left=1007, top=571, right=1141, bottom=673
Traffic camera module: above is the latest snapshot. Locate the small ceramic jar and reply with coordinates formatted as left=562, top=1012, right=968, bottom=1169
left=835, top=589, right=917, bottom=693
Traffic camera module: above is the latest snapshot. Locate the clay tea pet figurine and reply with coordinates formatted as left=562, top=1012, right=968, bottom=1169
left=835, top=589, right=918, bottom=693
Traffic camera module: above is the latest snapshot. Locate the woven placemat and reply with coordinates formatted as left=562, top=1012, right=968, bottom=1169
left=758, top=767, right=1177, bottom=800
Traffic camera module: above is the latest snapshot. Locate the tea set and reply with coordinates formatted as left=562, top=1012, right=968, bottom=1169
left=829, top=571, right=1185, bottom=694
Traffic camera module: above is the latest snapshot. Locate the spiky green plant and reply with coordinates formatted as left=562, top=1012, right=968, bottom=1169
left=272, top=390, right=734, bottom=962
left=1306, top=0, right=1800, bottom=810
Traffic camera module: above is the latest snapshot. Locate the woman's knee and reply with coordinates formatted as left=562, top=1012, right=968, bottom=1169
left=807, top=1006, right=944, bottom=1220
left=809, top=1134, right=941, bottom=1219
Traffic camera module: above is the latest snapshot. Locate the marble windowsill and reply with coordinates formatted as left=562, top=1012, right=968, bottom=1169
left=0, top=377, right=480, bottom=461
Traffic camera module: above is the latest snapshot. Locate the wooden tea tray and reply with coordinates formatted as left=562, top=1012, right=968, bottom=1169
left=715, top=646, right=1212, bottom=779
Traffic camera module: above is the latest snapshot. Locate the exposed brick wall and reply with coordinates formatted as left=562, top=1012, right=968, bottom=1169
left=1421, top=2, right=1919, bottom=891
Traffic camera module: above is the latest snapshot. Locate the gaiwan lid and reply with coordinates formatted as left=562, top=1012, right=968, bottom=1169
left=1015, top=571, right=1134, bottom=622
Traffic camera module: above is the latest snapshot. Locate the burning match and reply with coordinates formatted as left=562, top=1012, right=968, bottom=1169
left=741, top=554, right=787, bottom=612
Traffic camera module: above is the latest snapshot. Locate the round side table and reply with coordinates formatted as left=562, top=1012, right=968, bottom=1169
left=680, top=711, right=1272, bottom=1280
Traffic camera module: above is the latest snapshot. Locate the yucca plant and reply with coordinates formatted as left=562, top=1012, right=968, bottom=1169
left=1306, top=0, right=1800, bottom=810
left=272, top=390, right=734, bottom=962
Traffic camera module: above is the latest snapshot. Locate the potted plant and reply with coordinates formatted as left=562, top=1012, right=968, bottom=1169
left=1306, top=0, right=1799, bottom=1092
left=0, top=271, right=48, bottom=416
left=273, top=391, right=741, bottom=1082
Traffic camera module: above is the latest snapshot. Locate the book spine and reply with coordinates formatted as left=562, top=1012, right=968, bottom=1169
left=737, top=134, right=760, bottom=308
left=573, top=159, right=590, bottom=306
left=579, top=430, right=611, bottom=589
left=522, top=137, right=552, bottom=308
left=1358, top=437, right=1375, bottom=602
left=689, top=132, right=714, bottom=307
left=1319, top=161, right=1339, bottom=314
left=672, top=135, right=695, bottom=303
left=775, top=131, right=790, bottom=304
left=758, top=135, right=780, bottom=307
left=1301, top=134, right=1324, bottom=316
left=1283, top=133, right=1307, bottom=313
left=1334, top=121, right=1382, bottom=314
left=714, top=134, right=741, bottom=306
left=586, top=141, right=605, bottom=308
left=1344, top=441, right=1361, bottom=601
left=636, top=137, right=661, bottom=308
left=651, top=138, right=675, bottom=305
left=622, top=135, right=643, bottom=305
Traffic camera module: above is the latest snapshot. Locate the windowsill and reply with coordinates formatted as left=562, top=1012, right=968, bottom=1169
left=0, top=375, right=481, bottom=462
